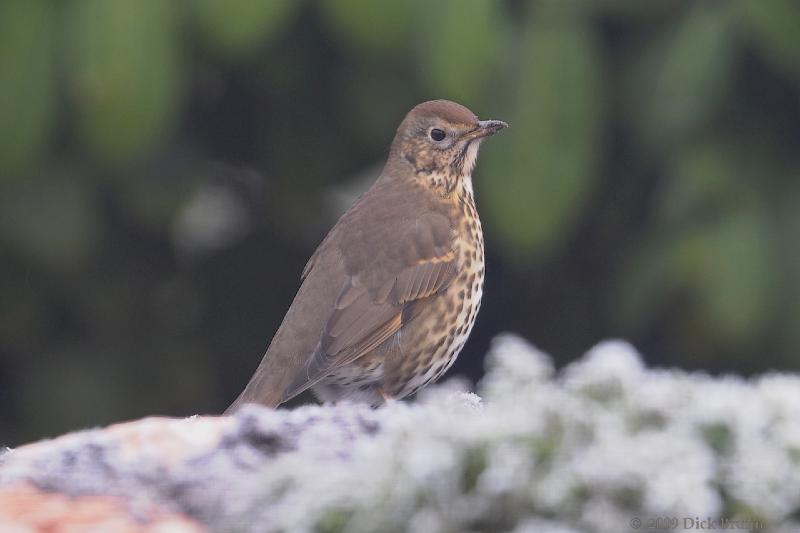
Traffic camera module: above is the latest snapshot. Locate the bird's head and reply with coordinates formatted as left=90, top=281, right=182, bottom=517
left=390, top=100, right=507, bottom=189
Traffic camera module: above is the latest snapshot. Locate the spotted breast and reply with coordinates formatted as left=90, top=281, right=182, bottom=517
left=386, top=175, right=484, bottom=399
left=312, top=172, right=485, bottom=405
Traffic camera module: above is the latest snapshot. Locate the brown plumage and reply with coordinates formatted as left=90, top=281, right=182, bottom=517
left=226, top=100, right=507, bottom=412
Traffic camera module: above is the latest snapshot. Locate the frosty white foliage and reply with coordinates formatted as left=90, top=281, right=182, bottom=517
left=212, top=335, right=796, bottom=532
left=2, top=334, right=797, bottom=533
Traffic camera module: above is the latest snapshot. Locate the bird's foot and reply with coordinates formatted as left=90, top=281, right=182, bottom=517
left=378, top=388, right=395, bottom=406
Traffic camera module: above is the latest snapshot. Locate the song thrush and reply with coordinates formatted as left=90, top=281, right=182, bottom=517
left=226, top=100, right=507, bottom=412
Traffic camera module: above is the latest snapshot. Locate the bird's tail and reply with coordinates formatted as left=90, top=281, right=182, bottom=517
left=224, top=374, right=283, bottom=414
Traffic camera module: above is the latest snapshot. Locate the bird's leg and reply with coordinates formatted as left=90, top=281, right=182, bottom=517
left=378, top=387, right=395, bottom=406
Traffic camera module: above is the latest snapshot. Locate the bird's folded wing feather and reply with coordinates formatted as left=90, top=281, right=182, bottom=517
left=281, top=212, right=457, bottom=401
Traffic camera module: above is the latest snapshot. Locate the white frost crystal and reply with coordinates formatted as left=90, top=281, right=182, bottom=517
left=1, top=334, right=796, bottom=532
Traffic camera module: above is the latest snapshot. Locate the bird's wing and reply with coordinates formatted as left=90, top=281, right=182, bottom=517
left=280, top=211, right=457, bottom=401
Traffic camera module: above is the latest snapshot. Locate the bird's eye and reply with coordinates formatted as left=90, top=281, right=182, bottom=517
left=429, top=128, right=446, bottom=141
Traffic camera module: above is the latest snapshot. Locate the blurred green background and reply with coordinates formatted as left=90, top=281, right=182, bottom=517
left=1, top=0, right=799, bottom=446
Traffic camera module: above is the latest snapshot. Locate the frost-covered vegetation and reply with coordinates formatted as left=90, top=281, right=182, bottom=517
left=210, top=335, right=798, bottom=532
left=3, top=335, right=798, bottom=532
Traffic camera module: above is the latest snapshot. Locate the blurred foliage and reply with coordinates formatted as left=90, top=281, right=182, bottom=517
left=0, top=0, right=55, bottom=175
left=483, top=3, right=603, bottom=256
left=69, top=0, right=182, bottom=162
left=1, top=0, right=799, bottom=446
left=193, top=0, right=300, bottom=59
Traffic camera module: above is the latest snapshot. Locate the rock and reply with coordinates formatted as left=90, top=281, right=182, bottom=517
left=0, top=484, right=203, bottom=532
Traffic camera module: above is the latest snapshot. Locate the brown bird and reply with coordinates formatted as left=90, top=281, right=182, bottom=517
left=226, top=100, right=507, bottom=412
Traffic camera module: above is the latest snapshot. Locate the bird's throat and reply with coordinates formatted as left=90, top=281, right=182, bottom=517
left=424, top=170, right=459, bottom=195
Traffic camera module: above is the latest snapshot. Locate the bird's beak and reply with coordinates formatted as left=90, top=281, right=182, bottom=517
left=462, top=119, right=509, bottom=141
